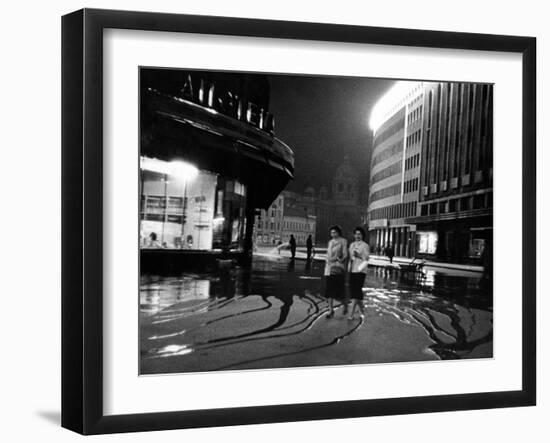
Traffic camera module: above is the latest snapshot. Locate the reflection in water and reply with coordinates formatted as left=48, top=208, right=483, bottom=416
left=363, top=278, right=492, bottom=359
left=287, top=258, right=296, bottom=272
left=140, top=256, right=492, bottom=369
left=147, top=344, right=194, bottom=358
left=140, top=277, right=211, bottom=316
left=424, top=269, right=436, bottom=287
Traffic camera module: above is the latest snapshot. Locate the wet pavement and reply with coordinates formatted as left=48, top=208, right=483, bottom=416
left=140, top=255, right=493, bottom=374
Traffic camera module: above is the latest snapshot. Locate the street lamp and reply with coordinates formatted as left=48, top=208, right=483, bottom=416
left=170, top=160, right=199, bottom=182
left=140, top=156, right=198, bottom=179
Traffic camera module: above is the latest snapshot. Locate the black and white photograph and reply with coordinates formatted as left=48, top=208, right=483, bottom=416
left=2, top=0, right=545, bottom=439
left=139, top=68, right=494, bottom=374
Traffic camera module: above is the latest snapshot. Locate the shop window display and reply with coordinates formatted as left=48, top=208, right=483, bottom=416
left=417, top=231, right=438, bottom=255
left=139, top=157, right=247, bottom=252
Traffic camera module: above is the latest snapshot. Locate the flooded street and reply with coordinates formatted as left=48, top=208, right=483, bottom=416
left=140, top=255, right=493, bottom=374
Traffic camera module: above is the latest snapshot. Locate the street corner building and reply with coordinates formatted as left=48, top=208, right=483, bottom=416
left=139, top=69, right=295, bottom=272
left=367, top=81, right=493, bottom=265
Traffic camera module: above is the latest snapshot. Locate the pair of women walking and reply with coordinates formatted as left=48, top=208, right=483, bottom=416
left=324, top=225, right=370, bottom=320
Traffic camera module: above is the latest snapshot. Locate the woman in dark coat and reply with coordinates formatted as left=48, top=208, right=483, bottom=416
left=386, top=245, right=394, bottom=263
left=324, top=225, right=348, bottom=318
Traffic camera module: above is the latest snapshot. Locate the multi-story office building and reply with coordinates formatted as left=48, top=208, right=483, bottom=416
left=367, top=81, right=493, bottom=264
left=367, top=83, right=424, bottom=258
left=410, top=82, right=493, bottom=264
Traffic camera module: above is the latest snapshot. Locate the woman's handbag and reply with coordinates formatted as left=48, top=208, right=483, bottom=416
left=357, top=259, right=369, bottom=272
left=330, top=264, right=345, bottom=275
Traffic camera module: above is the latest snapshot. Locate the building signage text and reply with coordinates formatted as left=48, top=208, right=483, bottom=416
left=179, top=74, right=275, bottom=135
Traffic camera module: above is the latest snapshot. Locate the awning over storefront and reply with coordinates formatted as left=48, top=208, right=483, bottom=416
left=141, top=89, right=294, bottom=209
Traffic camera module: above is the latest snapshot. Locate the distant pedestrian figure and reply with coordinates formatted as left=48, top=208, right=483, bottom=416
left=148, top=232, right=161, bottom=248
left=324, top=225, right=348, bottom=318
left=289, top=234, right=297, bottom=259
left=376, top=245, right=381, bottom=256
left=306, top=234, right=313, bottom=261
left=348, top=227, right=370, bottom=320
left=186, top=235, right=194, bottom=249
left=386, top=245, right=395, bottom=264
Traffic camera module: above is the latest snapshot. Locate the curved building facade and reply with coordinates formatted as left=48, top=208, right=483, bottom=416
left=139, top=69, right=294, bottom=271
left=367, top=83, right=424, bottom=258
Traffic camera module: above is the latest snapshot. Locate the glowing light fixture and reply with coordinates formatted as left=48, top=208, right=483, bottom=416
left=369, top=81, right=423, bottom=132
left=171, top=160, right=199, bottom=181
left=141, top=156, right=199, bottom=182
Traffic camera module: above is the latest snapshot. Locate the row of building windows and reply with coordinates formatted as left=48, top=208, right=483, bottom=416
left=369, top=183, right=401, bottom=202
left=407, top=105, right=423, bottom=125
left=405, top=153, right=420, bottom=170
left=369, top=201, right=418, bottom=221
left=257, top=220, right=280, bottom=230
left=370, top=159, right=402, bottom=185
left=406, top=129, right=421, bottom=149
left=422, top=83, right=492, bottom=190
left=373, top=113, right=405, bottom=147
left=407, top=94, right=423, bottom=109
left=422, top=169, right=488, bottom=196
left=256, top=219, right=313, bottom=232
left=371, top=140, right=402, bottom=167
left=419, top=192, right=492, bottom=216
left=404, top=177, right=419, bottom=193
left=284, top=220, right=313, bottom=231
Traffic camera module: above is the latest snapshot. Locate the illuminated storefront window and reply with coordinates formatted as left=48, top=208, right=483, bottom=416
left=469, top=238, right=486, bottom=258
left=139, top=156, right=247, bottom=252
left=417, top=231, right=438, bottom=255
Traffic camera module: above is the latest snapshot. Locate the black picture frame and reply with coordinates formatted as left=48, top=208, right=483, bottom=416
left=61, top=8, right=536, bottom=435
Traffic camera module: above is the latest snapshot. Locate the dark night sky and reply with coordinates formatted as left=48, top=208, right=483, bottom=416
left=267, top=74, right=395, bottom=194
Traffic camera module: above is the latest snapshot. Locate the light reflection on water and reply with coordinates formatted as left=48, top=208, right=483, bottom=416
left=140, top=277, right=211, bottom=316
left=147, top=344, right=194, bottom=358
left=141, top=258, right=492, bottom=315
left=140, top=256, right=492, bottom=361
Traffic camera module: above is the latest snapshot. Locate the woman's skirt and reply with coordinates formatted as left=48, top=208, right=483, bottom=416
left=325, top=274, right=346, bottom=300
left=349, top=272, right=366, bottom=300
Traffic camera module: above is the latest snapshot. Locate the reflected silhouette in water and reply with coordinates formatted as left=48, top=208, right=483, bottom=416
left=287, top=258, right=295, bottom=272
left=140, top=255, right=492, bottom=368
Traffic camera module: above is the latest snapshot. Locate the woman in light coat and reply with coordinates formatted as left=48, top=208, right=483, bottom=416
left=324, top=225, right=348, bottom=318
